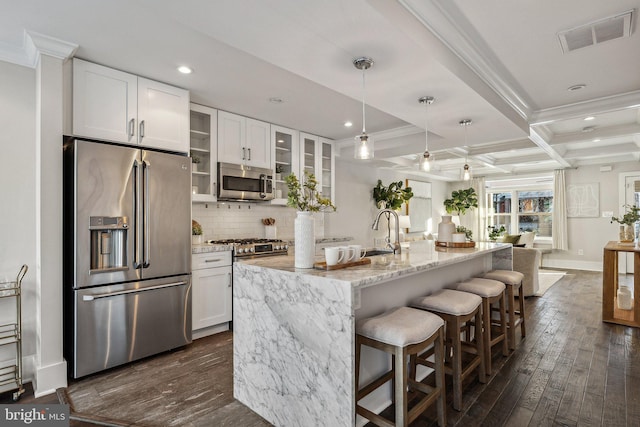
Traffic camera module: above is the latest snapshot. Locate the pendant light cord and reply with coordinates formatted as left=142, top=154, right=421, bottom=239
left=361, top=67, right=366, bottom=134
left=424, top=102, right=429, bottom=152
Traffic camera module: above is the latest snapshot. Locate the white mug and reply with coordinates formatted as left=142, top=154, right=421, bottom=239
left=325, top=247, right=344, bottom=266
left=341, top=246, right=356, bottom=263
left=349, top=244, right=366, bottom=261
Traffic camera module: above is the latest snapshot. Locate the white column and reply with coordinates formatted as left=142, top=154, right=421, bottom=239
left=31, top=32, right=77, bottom=397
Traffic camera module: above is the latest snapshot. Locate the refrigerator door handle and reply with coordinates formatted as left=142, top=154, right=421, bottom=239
left=143, top=160, right=151, bottom=268
left=133, top=160, right=142, bottom=269
left=82, top=281, right=187, bottom=301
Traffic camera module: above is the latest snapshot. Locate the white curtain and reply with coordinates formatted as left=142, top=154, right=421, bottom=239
left=460, top=177, right=486, bottom=241
left=552, top=169, right=568, bottom=250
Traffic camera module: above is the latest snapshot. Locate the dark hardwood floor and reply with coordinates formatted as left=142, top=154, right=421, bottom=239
left=1, top=269, right=638, bottom=426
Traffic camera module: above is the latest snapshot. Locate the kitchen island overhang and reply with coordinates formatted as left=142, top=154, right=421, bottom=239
left=233, top=242, right=512, bottom=426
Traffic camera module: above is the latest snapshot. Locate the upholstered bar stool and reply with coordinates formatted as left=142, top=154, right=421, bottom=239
left=411, top=289, right=485, bottom=411
left=450, top=278, right=508, bottom=376
left=355, top=307, right=446, bottom=427
left=483, top=270, right=526, bottom=350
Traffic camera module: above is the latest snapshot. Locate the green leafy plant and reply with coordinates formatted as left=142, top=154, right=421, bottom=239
left=487, top=225, right=506, bottom=242
left=372, top=180, right=413, bottom=210
left=611, top=204, right=640, bottom=225
left=192, top=219, right=203, bottom=236
left=456, top=225, right=473, bottom=240
left=444, top=188, right=478, bottom=216
left=285, top=171, right=336, bottom=212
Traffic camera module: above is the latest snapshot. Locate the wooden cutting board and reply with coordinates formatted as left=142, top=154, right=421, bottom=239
left=313, top=258, right=372, bottom=270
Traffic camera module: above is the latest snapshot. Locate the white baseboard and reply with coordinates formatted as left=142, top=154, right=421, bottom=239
left=192, top=322, right=230, bottom=340
left=542, top=259, right=602, bottom=272
left=34, top=360, right=67, bottom=398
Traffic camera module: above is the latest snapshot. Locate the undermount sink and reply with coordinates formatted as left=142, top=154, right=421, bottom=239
left=364, top=249, right=394, bottom=257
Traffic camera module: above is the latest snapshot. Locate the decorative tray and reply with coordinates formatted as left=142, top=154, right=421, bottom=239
left=313, top=258, right=372, bottom=270
left=435, top=241, right=476, bottom=248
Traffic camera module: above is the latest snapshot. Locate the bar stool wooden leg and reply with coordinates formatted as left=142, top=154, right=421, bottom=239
left=507, top=283, right=517, bottom=350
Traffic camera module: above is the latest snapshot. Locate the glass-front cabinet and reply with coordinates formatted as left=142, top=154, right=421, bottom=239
left=319, top=138, right=335, bottom=203
left=190, top=104, right=218, bottom=202
left=271, top=125, right=299, bottom=205
left=299, top=133, right=335, bottom=204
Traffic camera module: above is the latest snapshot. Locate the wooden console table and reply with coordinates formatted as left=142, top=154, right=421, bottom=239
left=602, top=241, right=640, bottom=328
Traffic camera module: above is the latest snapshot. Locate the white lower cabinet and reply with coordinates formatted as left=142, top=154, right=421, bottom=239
left=191, top=252, right=232, bottom=337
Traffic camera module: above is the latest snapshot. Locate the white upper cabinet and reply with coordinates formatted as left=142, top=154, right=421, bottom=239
left=218, top=111, right=271, bottom=169
left=73, top=59, right=137, bottom=144
left=299, top=133, right=335, bottom=204
left=190, top=104, right=218, bottom=203
left=271, top=125, right=299, bottom=205
left=72, top=59, right=189, bottom=153
left=137, top=78, right=190, bottom=152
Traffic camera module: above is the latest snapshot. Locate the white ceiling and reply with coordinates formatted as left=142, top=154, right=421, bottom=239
left=1, top=0, right=639, bottom=181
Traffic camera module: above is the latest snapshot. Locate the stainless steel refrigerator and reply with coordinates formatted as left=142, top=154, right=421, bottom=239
left=63, top=138, right=192, bottom=378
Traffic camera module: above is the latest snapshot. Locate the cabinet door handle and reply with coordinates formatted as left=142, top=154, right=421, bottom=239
left=139, top=120, right=145, bottom=140
left=128, top=118, right=135, bottom=138
left=205, top=258, right=222, bottom=263
left=228, top=272, right=232, bottom=287
left=242, top=147, right=246, bottom=160
left=248, top=148, right=251, bottom=161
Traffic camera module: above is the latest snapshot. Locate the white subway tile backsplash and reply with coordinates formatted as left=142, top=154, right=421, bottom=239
left=192, top=202, right=325, bottom=241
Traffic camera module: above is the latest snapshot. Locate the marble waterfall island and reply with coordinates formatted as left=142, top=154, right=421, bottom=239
left=233, top=241, right=512, bottom=426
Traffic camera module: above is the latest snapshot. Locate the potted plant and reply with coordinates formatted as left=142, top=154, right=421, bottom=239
left=286, top=171, right=336, bottom=268
left=275, top=164, right=284, bottom=181
left=487, top=225, right=506, bottom=242
left=611, top=204, right=640, bottom=243
left=439, top=188, right=478, bottom=243
left=191, top=155, right=201, bottom=172
left=444, top=188, right=478, bottom=216
left=192, top=219, right=203, bottom=244
left=456, top=225, right=473, bottom=241
left=372, top=180, right=413, bottom=210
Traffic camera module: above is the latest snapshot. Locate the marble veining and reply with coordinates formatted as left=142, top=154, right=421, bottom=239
left=233, top=241, right=512, bottom=426
left=233, top=263, right=354, bottom=426
left=237, top=241, right=510, bottom=290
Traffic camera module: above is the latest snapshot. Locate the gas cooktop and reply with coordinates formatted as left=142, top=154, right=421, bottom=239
left=206, top=238, right=288, bottom=258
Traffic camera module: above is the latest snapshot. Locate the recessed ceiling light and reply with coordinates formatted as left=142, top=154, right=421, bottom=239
left=567, top=84, right=586, bottom=91
left=268, top=97, right=284, bottom=104
left=593, top=138, right=601, bottom=142
left=584, top=116, right=595, bottom=121
left=344, top=121, right=353, bottom=127
left=177, top=66, right=192, bottom=74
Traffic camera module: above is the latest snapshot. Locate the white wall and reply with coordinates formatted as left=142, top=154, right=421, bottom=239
left=544, top=162, right=640, bottom=271
left=0, top=61, right=37, bottom=386
left=325, top=158, right=449, bottom=247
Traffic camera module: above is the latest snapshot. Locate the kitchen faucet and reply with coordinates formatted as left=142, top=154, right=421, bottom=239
left=371, top=209, right=401, bottom=255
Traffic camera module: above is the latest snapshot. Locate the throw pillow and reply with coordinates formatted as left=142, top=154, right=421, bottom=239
left=502, top=234, right=521, bottom=244
left=517, top=231, right=536, bottom=247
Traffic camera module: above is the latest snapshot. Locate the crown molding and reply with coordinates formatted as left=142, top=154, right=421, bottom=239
left=0, top=30, right=77, bottom=68
left=398, top=0, right=533, bottom=120
left=530, top=90, right=640, bottom=125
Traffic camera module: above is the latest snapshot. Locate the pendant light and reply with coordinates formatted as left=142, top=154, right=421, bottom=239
left=353, top=57, right=374, bottom=160
left=418, top=96, right=435, bottom=171
left=459, top=119, right=472, bottom=181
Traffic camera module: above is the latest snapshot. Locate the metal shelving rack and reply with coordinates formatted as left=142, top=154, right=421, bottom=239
left=0, top=264, right=27, bottom=401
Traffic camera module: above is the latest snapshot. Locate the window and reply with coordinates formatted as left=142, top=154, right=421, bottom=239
left=487, top=189, right=553, bottom=238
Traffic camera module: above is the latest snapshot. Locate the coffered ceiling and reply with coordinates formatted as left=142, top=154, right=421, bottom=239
left=1, top=0, right=639, bottom=181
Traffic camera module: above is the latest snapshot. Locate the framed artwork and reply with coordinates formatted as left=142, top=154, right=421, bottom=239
left=567, top=183, right=599, bottom=217
left=405, top=179, right=432, bottom=232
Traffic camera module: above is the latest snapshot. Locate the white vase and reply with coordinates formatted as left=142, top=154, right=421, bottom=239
left=294, top=211, right=315, bottom=268
left=437, top=215, right=455, bottom=243
left=192, top=235, right=203, bottom=245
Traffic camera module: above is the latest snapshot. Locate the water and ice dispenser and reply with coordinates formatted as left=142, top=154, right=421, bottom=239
left=90, top=216, right=128, bottom=273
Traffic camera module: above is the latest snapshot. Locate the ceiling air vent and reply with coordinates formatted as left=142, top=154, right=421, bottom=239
left=558, top=10, right=634, bottom=53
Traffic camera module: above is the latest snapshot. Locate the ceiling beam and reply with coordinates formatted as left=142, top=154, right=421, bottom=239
left=548, top=123, right=640, bottom=145
left=563, top=142, right=640, bottom=159
left=529, top=128, right=572, bottom=167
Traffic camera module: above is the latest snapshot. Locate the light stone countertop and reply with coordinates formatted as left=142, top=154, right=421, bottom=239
left=235, top=241, right=511, bottom=290
left=191, top=244, right=233, bottom=254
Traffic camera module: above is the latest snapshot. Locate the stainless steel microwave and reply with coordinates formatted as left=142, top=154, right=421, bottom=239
left=217, top=162, right=274, bottom=201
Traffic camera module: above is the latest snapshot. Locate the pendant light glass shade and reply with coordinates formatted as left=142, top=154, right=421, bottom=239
left=418, top=96, right=434, bottom=171
left=353, top=57, right=374, bottom=160
left=459, top=119, right=472, bottom=181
